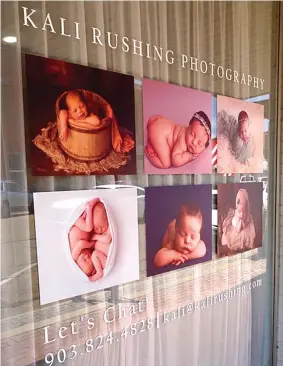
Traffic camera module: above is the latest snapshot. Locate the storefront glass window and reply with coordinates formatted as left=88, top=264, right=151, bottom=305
left=1, top=2, right=281, bottom=366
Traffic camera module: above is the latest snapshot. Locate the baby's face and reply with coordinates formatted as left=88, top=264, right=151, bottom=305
left=93, top=203, right=108, bottom=234
left=175, top=215, right=201, bottom=254
left=186, top=120, right=209, bottom=155
left=235, top=190, right=248, bottom=220
left=238, top=120, right=250, bottom=143
left=67, top=96, right=87, bottom=120
left=76, top=249, right=95, bottom=276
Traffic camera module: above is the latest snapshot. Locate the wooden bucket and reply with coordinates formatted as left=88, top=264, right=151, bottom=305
left=56, top=90, right=114, bottom=162
left=59, top=120, right=112, bottom=162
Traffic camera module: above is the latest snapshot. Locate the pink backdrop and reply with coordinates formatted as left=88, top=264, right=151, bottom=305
left=217, top=95, right=264, bottom=174
left=143, top=79, right=213, bottom=174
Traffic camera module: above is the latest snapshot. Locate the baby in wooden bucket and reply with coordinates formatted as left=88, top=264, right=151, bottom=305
left=58, top=90, right=101, bottom=142
left=56, top=89, right=135, bottom=163
left=68, top=198, right=112, bottom=282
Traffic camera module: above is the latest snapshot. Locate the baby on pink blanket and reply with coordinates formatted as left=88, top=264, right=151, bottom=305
left=145, top=112, right=211, bottom=169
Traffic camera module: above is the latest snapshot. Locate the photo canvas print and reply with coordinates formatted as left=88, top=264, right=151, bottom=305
left=217, top=95, right=264, bottom=174
left=33, top=188, right=139, bottom=305
left=24, top=54, right=136, bottom=175
left=145, top=185, right=212, bottom=277
left=143, top=79, right=213, bottom=174
left=217, top=183, right=263, bottom=258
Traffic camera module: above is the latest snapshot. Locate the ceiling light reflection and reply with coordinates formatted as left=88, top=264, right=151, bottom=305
left=3, top=36, right=17, bottom=44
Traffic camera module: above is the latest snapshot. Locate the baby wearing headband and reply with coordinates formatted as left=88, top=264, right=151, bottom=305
left=145, top=112, right=211, bottom=169
left=231, top=110, right=254, bottom=163
left=218, top=109, right=255, bottom=165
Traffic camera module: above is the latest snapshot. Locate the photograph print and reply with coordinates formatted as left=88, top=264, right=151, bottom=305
left=143, top=79, right=213, bottom=174
left=33, top=188, right=139, bottom=305
left=217, top=95, right=264, bottom=174
left=217, top=183, right=263, bottom=258
left=24, top=54, right=136, bottom=175
left=145, top=185, right=212, bottom=277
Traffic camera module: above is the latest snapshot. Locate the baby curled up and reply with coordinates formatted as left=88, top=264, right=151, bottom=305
left=145, top=111, right=211, bottom=169
left=58, top=90, right=101, bottom=142
left=68, top=198, right=112, bottom=282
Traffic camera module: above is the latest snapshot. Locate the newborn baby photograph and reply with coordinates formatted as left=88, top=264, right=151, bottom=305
left=143, top=79, right=213, bottom=174
left=69, top=198, right=113, bottom=282
left=33, top=188, right=139, bottom=305
left=24, top=54, right=136, bottom=176
left=145, top=185, right=212, bottom=277
left=217, top=95, right=264, bottom=174
left=217, top=183, right=263, bottom=258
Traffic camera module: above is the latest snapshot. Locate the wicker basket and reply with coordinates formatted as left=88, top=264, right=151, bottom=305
left=56, top=90, right=114, bottom=162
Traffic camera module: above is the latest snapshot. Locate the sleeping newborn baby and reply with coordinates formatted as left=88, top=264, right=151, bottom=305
left=154, top=203, right=206, bottom=268
left=69, top=199, right=112, bottom=281
left=218, top=110, right=255, bottom=164
left=76, top=249, right=96, bottom=277
left=58, top=90, right=101, bottom=142
left=145, top=111, right=211, bottom=169
left=221, top=189, right=256, bottom=252
left=89, top=201, right=112, bottom=269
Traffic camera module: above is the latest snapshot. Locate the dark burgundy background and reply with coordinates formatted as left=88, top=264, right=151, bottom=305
left=24, top=54, right=136, bottom=176
left=145, top=185, right=212, bottom=277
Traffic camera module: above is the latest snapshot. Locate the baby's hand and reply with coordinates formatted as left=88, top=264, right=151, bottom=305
left=59, top=129, right=68, bottom=142
left=171, top=250, right=188, bottom=265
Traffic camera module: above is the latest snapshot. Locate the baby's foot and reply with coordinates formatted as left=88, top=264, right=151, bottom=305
left=145, top=145, right=157, bottom=157
left=59, top=129, right=68, bottom=142
left=89, top=271, right=103, bottom=282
